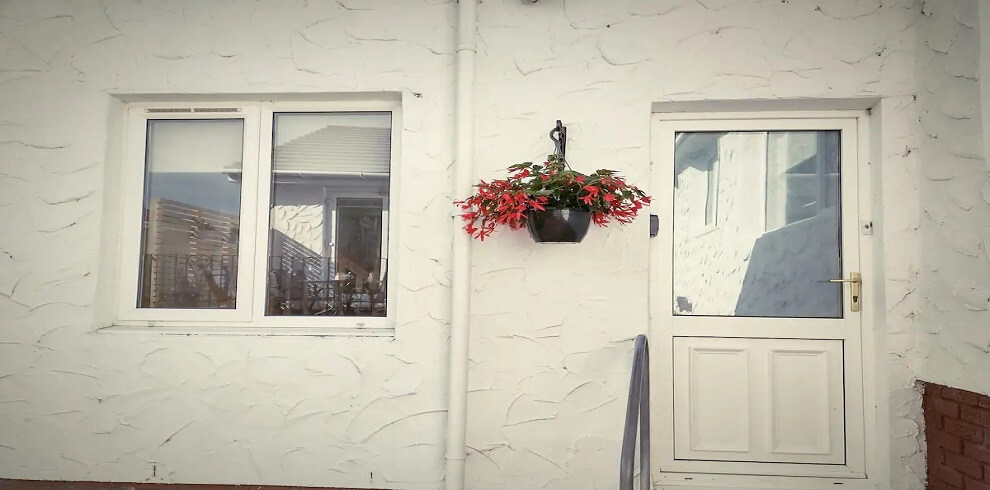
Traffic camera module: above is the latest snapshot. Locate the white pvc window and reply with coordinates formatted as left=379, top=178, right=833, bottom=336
left=116, top=101, right=399, bottom=330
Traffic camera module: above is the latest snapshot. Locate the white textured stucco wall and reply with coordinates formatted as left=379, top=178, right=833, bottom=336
left=0, top=1, right=455, bottom=489
left=467, top=1, right=923, bottom=489
left=913, top=0, right=990, bottom=399
left=1, top=1, right=985, bottom=490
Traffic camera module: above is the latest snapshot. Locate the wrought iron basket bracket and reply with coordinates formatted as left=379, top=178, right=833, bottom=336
left=549, top=120, right=567, bottom=161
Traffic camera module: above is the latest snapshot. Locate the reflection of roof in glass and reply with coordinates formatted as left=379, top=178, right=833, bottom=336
left=274, top=125, right=391, bottom=174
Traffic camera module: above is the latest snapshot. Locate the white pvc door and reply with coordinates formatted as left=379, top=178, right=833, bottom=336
left=650, top=115, right=867, bottom=478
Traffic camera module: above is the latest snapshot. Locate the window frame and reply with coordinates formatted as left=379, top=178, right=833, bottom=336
left=113, top=100, right=400, bottom=331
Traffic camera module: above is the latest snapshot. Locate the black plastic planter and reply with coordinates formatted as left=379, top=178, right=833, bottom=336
left=525, top=208, right=591, bottom=243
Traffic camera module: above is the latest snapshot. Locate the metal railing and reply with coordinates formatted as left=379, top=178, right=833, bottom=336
left=141, top=254, right=386, bottom=315
left=142, top=253, right=238, bottom=308
left=620, top=334, right=650, bottom=490
left=267, top=255, right=386, bottom=316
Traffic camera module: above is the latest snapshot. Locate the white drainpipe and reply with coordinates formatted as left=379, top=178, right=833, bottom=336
left=445, top=0, right=476, bottom=489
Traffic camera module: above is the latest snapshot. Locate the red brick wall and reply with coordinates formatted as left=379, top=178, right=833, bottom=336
left=923, top=382, right=990, bottom=490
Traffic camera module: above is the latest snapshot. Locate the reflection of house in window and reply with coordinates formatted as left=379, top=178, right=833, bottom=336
left=266, top=114, right=391, bottom=317
left=142, top=199, right=240, bottom=308
left=675, top=132, right=724, bottom=233
left=765, top=131, right=840, bottom=231
left=705, top=152, right=720, bottom=227
left=334, top=197, right=385, bottom=286
left=138, top=118, right=245, bottom=309
left=673, top=130, right=843, bottom=319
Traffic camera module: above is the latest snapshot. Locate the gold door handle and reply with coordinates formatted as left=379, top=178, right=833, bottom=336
left=828, top=272, right=861, bottom=312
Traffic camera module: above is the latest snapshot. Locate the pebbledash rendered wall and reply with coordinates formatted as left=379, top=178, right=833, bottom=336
left=0, top=1, right=456, bottom=489
left=0, top=1, right=987, bottom=490
left=466, top=1, right=923, bottom=489
left=915, top=0, right=990, bottom=401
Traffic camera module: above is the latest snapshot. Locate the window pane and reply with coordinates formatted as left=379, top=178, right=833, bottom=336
left=137, top=119, right=244, bottom=309
left=266, top=112, right=391, bottom=317
left=673, top=131, right=842, bottom=318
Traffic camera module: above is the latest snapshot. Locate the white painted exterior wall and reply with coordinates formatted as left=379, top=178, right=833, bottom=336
left=0, top=1, right=986, bottom=490
left=915, top=0, right=990, bottom=397
left=0, top=2, right=455, bottom=489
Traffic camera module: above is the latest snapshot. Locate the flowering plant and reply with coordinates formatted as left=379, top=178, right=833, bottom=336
left=455, top=154, right=651, bottom=240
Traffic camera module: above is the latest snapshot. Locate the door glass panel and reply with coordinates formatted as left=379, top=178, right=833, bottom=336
left=137, top=119, right=244, bottom=309
left=672, top=131, right=842, bottom=318
left=266, top=112, right=390, bottom=317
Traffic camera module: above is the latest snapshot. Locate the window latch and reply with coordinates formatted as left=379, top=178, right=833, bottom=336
left=649, top=214, right=659, bottom=237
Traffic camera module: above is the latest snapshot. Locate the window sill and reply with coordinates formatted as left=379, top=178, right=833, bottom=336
left=98, top=324, right=395, bottom=337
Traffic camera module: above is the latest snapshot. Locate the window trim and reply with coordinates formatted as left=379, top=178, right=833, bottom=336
left=112, top=100, right=400, bottom=332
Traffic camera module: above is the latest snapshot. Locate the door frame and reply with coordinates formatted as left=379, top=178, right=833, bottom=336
left=647, top=110, right=884, bottom=487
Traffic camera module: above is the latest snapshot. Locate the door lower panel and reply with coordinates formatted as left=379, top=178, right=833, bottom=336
left=673, top=337, right=845, bottom=464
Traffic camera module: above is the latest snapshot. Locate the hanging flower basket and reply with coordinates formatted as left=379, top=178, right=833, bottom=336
left=455, top=153, right=650, bottom=243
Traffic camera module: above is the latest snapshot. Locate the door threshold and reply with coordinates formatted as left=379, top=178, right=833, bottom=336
left=655, top=472, right=877, bottom=490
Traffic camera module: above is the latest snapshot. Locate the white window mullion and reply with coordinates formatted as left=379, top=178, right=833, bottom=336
left=233, top=107, right=262, bottom=321
left=251, top=105, right=277, bottom=322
